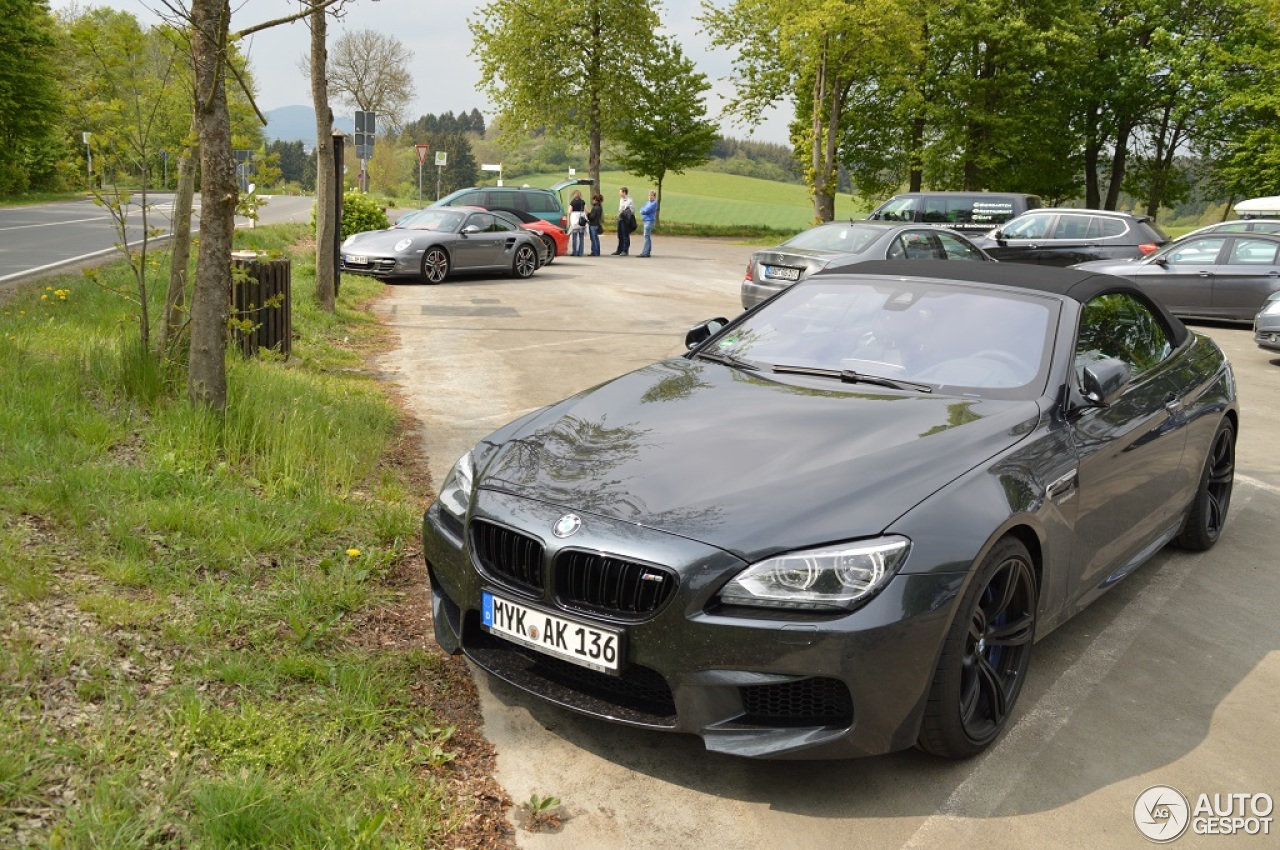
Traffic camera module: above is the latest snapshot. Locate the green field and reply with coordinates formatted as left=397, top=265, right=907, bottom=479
left=515, top=169, right=867, bottom=231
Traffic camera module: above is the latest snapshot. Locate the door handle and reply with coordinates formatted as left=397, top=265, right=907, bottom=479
left=1047, top=469, right=1078, bottom=501
left=1198, top=271, right=1213, bottom=277
left=1164, top=392, right=1182, bottom=413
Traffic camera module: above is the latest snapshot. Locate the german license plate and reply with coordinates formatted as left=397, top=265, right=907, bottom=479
left=481, top=591, right=623, bottom=673
left=765, top=265, right=800, bottom=281
left=345, top=254, right=368, bottom=265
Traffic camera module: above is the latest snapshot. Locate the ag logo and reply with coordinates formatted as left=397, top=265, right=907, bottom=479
left=552, top=514, right=582, bottom=539
left=1134, top=785, right=1190, bottom=843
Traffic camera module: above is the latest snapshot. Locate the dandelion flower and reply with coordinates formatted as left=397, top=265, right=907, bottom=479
left=346, top=548, right=361, bottom=557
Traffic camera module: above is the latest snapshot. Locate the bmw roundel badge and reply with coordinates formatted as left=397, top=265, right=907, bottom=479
left=553, top=514, right=582, bottom=538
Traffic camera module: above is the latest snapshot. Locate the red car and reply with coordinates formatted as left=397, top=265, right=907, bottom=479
left=486, top=207, right=569, bottom=263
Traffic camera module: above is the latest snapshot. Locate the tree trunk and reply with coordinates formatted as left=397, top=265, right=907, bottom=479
left=1105, top=115, right=1135, bottom=211
left=311, top=2, right=336, bottom=312
left=1084, top=106, right=1101, bottom=209
left=158, top=118, right=197, bottom=359
left=188, top=0, right=235, bottom=411
left=809, top=45, right=838, bottom=223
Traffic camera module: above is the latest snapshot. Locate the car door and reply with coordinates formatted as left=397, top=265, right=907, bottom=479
left=1208, top=236, right=1280, bottom=320
left=453, top=213, right=502, bottom=269
left=1067, top=292, right=1187, bottom=602
left=934, top=231, right=988, bottom=261
left=1037, top=213, right=1098, bottom=266
left=1136, top=236, right=1225, bottom=315
left=982, top=213, right=1055, bottom=263
left=886, top=230, right=944, bottom=260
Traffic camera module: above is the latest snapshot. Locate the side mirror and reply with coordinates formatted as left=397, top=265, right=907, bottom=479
left=991, top=229, right=1004, bottom=241
left=1081, top=357, right=1132, bottom=407
left=461, top=224, right=481, bottom=234
left=685, top=317, right=729, bottom=350
left=1152, top=256, right=1168, bottom=267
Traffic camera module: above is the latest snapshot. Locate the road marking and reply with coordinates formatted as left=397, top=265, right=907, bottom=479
left=1238, top=473, right=1280, bottom=496
left=0, top=235, right=172, bottom=284
left=0, top=216, right=112, bottom=231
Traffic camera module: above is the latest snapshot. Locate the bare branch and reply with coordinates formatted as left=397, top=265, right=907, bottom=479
left=233, top=0, right=351, bottom=40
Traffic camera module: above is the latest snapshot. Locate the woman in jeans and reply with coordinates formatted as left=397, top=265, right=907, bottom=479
left=568, top=189, right=587, bottom=256
left=587, top=193, right=604, bottom=256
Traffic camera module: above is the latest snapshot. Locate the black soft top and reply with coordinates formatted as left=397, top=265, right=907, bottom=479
left=829, top=259, right=1190, bottom=347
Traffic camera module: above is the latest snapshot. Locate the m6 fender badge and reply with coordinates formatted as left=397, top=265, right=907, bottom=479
left=552, top=514, right=582, bottom=538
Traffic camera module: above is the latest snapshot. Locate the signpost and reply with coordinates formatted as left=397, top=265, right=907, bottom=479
left=435, top=150, right=448, bottom=200
left=82, top=132, right=92, bottom=180
left=481, top=163, right=503, bottom=187
left=354, top=110, right=376, bottom=192
left=416, top=144, right=429, bottom=205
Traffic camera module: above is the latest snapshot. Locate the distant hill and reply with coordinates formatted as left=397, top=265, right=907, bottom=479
left=264, top=105, right=355, bottom=145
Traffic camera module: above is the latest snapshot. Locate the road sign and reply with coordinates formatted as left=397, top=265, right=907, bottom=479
left=435, top=151, right=448, bottom=167
left=416, top=144, right=429, bottom=165
left=481, top=164, right=502, bottom=172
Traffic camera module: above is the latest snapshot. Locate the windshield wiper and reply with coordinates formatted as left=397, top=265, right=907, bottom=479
left=770, top=363, right=933, bottom=393
left=694, top=349, right=760, bottom=372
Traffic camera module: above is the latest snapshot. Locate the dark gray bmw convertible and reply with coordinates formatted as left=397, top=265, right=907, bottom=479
left=423, top=261, right=1237, bottom=759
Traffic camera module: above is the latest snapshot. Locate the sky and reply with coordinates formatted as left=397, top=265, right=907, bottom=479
left=50, top=0, right=796, bottom=146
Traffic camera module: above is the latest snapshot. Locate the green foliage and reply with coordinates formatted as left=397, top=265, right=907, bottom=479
left=0, top=0, right=65, bottom=193
left=613, top=37, right=718, bottom=214
left=340, top=191, right=390, bottom=238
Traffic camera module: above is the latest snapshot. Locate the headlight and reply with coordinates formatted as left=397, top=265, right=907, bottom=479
left=1262, top=298, right=1280, bottom=317
left=342, top=234, right=355, bottom=247
left=437, top=451, right=475, bottom=519
left=394, top=238, right=413, bottom=252
left=720, top=536, right=911, bottom=611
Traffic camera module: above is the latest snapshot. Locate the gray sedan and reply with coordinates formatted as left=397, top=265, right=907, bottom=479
left=741, top=221, right=991, bottom=309
left=341, top=208, right=541, bottom=284
left=1074, top=232, right=1280, bottom=321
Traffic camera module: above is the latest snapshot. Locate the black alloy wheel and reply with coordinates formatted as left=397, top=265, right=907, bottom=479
left=421, top=247, right=449, bottom=284
left=512, top=244, right=538, bottom=279
left=1176, top=419, right=1235, bottom=551
left=918, top=537, right=1037, bottom=759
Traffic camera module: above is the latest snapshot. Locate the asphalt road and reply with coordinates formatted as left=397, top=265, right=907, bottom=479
left=375, top=240, right=1280, bottom=849
left=0, top=193, right=316, bottom=286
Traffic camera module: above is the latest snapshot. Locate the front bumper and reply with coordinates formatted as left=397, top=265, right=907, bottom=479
left=423, top=491, right=965, bottom=759
left=1254, top=321, right=1280, bottom=352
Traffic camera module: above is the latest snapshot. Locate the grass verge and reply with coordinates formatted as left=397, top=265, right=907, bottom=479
left=0, top=225, right=511, bottom=848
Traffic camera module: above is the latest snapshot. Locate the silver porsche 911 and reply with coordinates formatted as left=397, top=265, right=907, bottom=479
left=341, top=208, right=542, bottom=284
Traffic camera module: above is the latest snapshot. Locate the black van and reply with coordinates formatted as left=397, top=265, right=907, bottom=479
left=867, top=192, right=1042, bottom=233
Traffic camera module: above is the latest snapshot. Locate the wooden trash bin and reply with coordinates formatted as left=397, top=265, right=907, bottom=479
left=231, top=252, right=292, bottom=358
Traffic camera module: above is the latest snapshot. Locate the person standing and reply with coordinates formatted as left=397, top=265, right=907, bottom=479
left=587, top=193, right=604, bottom=256
left=568, top=189, right=587, bottom=256
left=638, top=189, right=659, bottom=257
left=612, top=187, right=635, bottom=256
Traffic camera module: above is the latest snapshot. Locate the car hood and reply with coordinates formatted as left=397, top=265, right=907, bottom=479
left=476, top=359, right=1039, bottom=560
left=345, top=229, right=442, bottom=250
left=1071, top=258, right=1142, bottom=274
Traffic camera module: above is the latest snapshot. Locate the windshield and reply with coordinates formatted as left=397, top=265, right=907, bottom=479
left=781, top=224, right=884, bottom=254
left=709, top=279, right=1057, bottom=399
left=399, top=209, right=466, bottom=232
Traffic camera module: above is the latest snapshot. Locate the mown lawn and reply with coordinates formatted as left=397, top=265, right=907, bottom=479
left=0, top=225, right=508, bottom=848
left=500, top=169, right=868, bottom=231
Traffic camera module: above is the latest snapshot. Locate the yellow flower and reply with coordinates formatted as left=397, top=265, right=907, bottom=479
left=41, top=294, right=48, bottom=300
left=346, top=548, right=361, bottom=557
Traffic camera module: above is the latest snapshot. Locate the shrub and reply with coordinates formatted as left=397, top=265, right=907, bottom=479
left=311, top=192, right=390, bottom=239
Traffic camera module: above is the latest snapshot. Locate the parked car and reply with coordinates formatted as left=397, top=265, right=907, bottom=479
left=1254, top=291, right=1280, bottom=352
left=741, top=220, right=992, bottom=309
left=1173, top=219, right=1280, bottom=242
left=489, top=207, right=570, bottom=262
left=340, top=207, right=541, bottom=283
left=867, top=192, right=1041, bottom=233
left=974, top=209, right=1168, bottom=266
left=433, top=179, right=594, bottom=230
left=423, top=260, right=1237, bottom=760
left=1074, top=232, right=1280, bottom=321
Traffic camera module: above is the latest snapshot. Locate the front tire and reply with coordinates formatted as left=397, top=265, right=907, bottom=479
left=539, top=233, right=556, bottom=264
left=1175, top=419, right=1234, bottom=551
left=421, top=247, right=449, bottom=284
left=512, top=244, right=538, bottom=279
left=918, top=537, right=1037, bottom=759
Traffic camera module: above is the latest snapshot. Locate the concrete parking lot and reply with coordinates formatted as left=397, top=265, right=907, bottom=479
left=375, top=237, right=1280, bottom=849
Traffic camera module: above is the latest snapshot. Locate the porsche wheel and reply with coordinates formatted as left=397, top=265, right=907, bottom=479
left=1175, top=419, right=1234, bottom=551
left=918, top=537, right=1036, bottom=759
left=512, top=244, right=538, bottom=279
left=421, top=247, right=449, bottom=284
